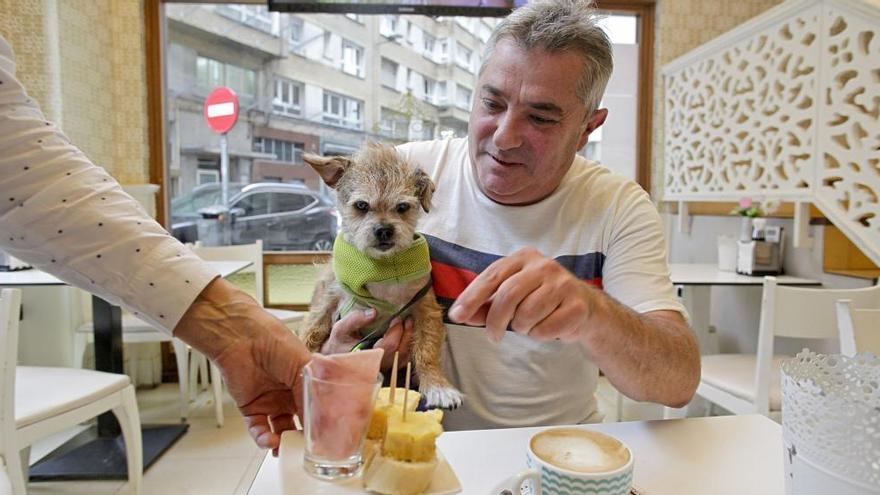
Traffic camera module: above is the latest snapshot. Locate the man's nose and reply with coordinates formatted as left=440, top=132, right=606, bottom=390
left=374, top=224, right=395, bottom=242
left=493, top=113, right=523, bottom=151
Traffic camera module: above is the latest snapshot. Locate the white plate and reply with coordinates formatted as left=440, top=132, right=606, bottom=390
left=279, top=431, right=461, bottom=494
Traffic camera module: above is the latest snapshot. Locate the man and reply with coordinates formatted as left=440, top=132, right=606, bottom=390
left=324, top=0, right=700, bottom=429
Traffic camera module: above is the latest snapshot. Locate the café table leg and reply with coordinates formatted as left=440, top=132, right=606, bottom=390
left=677, top=285, right=718, bottom=354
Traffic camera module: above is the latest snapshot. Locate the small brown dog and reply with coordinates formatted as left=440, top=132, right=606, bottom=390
left=301, top=142, right=463, bottom=409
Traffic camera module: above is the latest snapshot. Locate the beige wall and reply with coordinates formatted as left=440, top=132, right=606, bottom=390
left=0, top=0, right=149, bottom=185
left=651, top=0, right=785, bottom=200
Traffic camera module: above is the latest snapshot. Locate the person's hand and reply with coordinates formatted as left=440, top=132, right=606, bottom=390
left=320, top=308, right=414, bottom=371
left=174, top=278, right=311, bottom=451
left=447, top=247, right=598, bottom=344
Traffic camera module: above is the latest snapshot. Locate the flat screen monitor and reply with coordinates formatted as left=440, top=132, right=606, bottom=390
left=267, top=0, right=524, bottom=17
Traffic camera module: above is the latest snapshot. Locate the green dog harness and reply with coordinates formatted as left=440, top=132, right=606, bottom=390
left=333, top=233, right=433, bottom=349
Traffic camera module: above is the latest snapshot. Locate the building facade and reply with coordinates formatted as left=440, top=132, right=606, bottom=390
left=164, top=4, right=496, bottom=199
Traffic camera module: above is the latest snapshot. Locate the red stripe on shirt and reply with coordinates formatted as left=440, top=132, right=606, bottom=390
left=431, top=260, right=478, bottom=300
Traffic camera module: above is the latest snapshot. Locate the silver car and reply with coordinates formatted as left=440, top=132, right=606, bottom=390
left=172, top=182, right=338, bottom=251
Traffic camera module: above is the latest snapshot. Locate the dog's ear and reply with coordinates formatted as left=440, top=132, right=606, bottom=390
left=304, top=154, right=352, bottom=188
left=413, top=168, right=435, bottom=213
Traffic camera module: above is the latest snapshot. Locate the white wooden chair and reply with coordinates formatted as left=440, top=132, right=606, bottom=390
left=191, top=240, right=306, bottom=329
left=189, top=240, right=306, bottom=427
left=836, top=299, right=880, bottom=356
left=668, top=277, right=880, bottom=421
left=0, top=289, right=142, bottom=495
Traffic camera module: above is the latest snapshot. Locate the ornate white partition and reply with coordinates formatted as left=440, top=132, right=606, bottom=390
left=663, top=0, right=880, bottom=263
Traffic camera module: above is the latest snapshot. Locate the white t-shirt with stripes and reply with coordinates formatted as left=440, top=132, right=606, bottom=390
left=398, top=137, right=686, bottom=430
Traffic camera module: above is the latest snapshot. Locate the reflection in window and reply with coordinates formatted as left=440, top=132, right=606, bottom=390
left=380, top=107, right=409, bottom=140
left=215, top=4, right=279, bottom=35
left=342, top=40, right=364, bottom=77
left=273, top=77, right=303, bottom=116
left=381, top=58, right=400, bottom=90
left=323, top=92, right=363, bottom=130
left=235, top=193, right=271, bottom=217
left=196, top=55, right=255, bottom=97
left=456, top=84, right=472, bottom=110
left=254, top=138, right=304, bottom=164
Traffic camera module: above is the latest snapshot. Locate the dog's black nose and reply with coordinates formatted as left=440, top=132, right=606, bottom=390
left=374, top=224, right=395, bottom=242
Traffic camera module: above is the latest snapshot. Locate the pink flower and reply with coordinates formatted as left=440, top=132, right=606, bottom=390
left=738, top=198, right=753, bottom=208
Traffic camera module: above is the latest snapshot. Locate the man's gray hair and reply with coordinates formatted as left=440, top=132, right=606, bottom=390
left=479, top=0, right=613, bottom=116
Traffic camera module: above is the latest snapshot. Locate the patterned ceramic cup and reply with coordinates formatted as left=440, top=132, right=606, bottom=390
left=491, top=427, right=634, bottom=495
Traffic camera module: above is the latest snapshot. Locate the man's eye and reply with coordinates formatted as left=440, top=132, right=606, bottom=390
left=482, top=99, right=502, bottom=111
left=531, top=115, right=557, bottom=125
left=396, top=203, right=411, bottom=214
left=354, top=200, right=369, bottom=212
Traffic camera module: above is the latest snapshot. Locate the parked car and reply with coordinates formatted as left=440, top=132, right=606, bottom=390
left=171, top=182, right=338, bottom=251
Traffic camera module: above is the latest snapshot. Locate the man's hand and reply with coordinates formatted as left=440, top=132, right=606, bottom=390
left=319, top=308, right=414, bottom=371
left=448, top=247, right=595, bottom=344
left=174, top=278, right=311, bottom=450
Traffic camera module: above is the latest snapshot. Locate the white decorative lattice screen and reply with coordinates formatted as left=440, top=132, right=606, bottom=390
left=663, top=0, right=880, bottom=263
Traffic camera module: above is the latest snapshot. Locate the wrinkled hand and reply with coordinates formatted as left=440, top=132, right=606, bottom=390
left=448, top=247, right=598, bottom=344
left=320, top=308, right=414, bottom=371
left=174, top=278, right=312, bottom=451
left=213, top=323, right=307, bottom=451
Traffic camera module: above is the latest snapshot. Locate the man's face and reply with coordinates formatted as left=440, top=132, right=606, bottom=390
left=468, top=39, right=607, bottom=205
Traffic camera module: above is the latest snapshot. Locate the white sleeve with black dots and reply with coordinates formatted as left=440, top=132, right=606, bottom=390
left=0, top=35, right=219, bottom=334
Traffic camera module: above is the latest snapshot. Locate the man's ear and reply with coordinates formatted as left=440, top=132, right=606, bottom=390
left=577, top=108, right=608, bottom=150
left=413, top=168, right=435, bottom=213
left=304, top=154, right=352, bottom=188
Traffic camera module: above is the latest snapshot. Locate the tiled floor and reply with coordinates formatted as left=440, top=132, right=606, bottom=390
left=24, top=376, right=663, bottom=494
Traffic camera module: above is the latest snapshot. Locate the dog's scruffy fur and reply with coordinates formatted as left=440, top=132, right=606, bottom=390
left=301, top=142, right=463, bottom=409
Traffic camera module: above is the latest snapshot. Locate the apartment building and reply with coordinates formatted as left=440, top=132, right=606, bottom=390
left=164, top=4, right=496, bottom=198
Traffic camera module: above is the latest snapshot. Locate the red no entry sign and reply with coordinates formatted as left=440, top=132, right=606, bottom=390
left=204, top=87, right=239, bottom=134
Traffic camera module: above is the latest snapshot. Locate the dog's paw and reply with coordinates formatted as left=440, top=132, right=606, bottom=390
left=421, top=385, right=463, bottom=410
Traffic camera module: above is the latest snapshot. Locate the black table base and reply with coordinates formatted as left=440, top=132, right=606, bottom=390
left=28, top=424, right=188, bottom=481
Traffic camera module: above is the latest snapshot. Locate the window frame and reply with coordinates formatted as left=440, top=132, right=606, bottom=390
left=146, top=0, right=657, bottom=226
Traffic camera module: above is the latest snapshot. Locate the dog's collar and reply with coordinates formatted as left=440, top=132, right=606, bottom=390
left=332, top=233, right=432, bottom=307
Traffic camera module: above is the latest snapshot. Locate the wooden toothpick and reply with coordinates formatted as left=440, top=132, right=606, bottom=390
left=402, top=361, right=412, bottom=422
left=389, top=351, right=399, bottom=404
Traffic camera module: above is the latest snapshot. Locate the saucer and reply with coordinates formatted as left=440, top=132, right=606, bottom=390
left=279, top=431, right=462, bottom=494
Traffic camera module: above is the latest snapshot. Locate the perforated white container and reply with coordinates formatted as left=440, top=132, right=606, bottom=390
left=781, top=351, right=880, bottom=494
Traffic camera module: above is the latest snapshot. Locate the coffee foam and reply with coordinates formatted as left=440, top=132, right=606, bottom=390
left=530, top=429, right=630, bottom=474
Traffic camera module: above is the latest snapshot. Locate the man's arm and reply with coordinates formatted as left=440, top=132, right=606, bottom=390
left=173, top=277, right=312, bottom=448
left=448, top=248, right=700, bottom=408
left=576, top=300, right=699, bottom=407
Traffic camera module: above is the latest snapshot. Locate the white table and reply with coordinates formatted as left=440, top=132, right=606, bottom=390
left=668, top=263, right=820, bottom=354
left=0, top=260, right=251, bottom=480
left=247, top=415, right=784, bottom=495
left=0, top=261, right=250, bottom=286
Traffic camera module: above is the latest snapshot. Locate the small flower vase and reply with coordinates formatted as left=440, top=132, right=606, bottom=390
left=739, top=217, right=753, bottom=242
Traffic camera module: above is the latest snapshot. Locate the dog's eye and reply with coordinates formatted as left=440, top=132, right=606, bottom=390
left=396, top=203, right=411, bottom=214
left=354, top=200, right=369, bottom=212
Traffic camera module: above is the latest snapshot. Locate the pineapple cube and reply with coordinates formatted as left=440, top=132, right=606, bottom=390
left=368, top=404, right=403, bottom=440
left=382, top=410, right=444, bottom=463
left=367, top=388, right=421, bottom=440
left=377, top=387, right=421, bottom=411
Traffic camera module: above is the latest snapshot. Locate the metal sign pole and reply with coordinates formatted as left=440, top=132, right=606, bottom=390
left=220, top=132, right=230, bottom=245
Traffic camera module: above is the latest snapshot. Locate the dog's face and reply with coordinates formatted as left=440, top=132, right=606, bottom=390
left=305, top=142, right=434, bottom=259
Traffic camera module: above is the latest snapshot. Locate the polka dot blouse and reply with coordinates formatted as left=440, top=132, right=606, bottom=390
left=0, top=36, right=219, bottom=333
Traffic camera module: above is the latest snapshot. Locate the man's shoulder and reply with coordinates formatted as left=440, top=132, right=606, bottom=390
left=566, top=157, right=647, bottom=204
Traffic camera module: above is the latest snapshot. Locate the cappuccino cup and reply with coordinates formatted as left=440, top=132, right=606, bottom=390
left=491, top=427, right=634, bottom=495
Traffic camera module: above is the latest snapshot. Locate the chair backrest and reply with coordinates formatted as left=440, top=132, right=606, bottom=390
left=0, top=289, right=22, bottom=463
left=192, top=240, right=265, bottom=306
left=836, top=299, right=880, bottom=357
left=751, top=278, right=880, bottom=414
